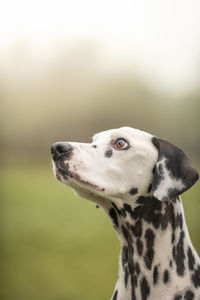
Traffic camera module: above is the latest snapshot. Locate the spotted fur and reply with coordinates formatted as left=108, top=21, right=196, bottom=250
left=51, top=127, right=200, bottom=300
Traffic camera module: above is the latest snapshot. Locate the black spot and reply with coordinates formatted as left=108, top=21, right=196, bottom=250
left=150, top=212, right=162, bottom=229
left=135, top=262, right=141, bottom=275
left=147, top=184, right=152, bottom=193
left=122, top=246, right=128, bottom=268
left=131, top=219, right=142, bottom=238
left=112, top=290, right=118, bottom=300
left=144, top=228, right=155, bottom=249
left=124, top=266, right=129, bottom=287
left=129, top=187, right=138, bottom=195
left=92, top=144, right=97, bottom=148
left=96, top=205, right=100, bottom=208
left=184, top=290, right=194, bottom=300
left=128, top=244, right=135, bottom=273
left=161, top=202, right=175, bottom=231
left=109, top=208, right=119, bottom=228
left=112, top=202, right=126, bottom=217
left=144, top=228, right=155, bottom=270
left=152, top=167, right=155, bottom=174
left=174, top=231, right=185, bottom=276
left=187, top=247, right=195, bottom=271
left=131, top=275, right=137, bottom=300
left=171, top=231, right=175, bottom=244
left=131, top=274, right=138, bottom=287
left=131, top=287, right=136, bottom=300
left=172, top=243, right=176, bottom=255
left=121, top=225, right=132, bottom=243
left=169, top=260, right=173, bottom=268
left=105, top=149, right=113, bottom=158
left=144, top=249, right=154, bottom=270
left=174, top=295, right=182, bottom=300
left=153, top=265, right=159, bottom=285
left=128, top=258, right=135, bottom=273
left=128, top=243, right=134, bottom=256
left=175, top=213, right=183, bottom=229
left=121, top=225, right=128, bottom=241
left=191, top=265, right=200, bottom=288
left=140, top=276, right=150, bottom=300
left=120, top=208, right=127, bottom=218
left=132, top=196, right=167, bottom=230
left=163, top=269, right=170, bottom=284
left=124, top=203, right=132, bottom=213
left=136, top=238, right=143, bottom=256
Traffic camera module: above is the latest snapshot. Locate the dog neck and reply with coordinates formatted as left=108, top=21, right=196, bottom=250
left=99, top=195, right=199, bottom=300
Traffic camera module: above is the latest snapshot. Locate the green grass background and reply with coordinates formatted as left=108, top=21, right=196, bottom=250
left=0, top=164, right=200, bottom=300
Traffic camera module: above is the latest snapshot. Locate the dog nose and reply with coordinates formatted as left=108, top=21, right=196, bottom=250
left=51, top=142, right=73, bottom=160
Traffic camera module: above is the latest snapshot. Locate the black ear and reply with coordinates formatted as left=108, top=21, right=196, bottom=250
left=152, top=137, right=199, bottom=201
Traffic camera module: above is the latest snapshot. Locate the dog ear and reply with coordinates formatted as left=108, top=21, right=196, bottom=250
left=151, top=137, right=199, bottom=201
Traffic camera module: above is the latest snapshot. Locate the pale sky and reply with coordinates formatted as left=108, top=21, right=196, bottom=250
left=1, top=0, right=200, bottom=94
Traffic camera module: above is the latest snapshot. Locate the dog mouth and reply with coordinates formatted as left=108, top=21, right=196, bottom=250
left=54, top=159, right=72, bottom=180
left=53, top=160, right=105, bottom=192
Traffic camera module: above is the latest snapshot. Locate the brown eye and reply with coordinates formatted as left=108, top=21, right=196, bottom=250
left=114, top=138, right=129, bottom=150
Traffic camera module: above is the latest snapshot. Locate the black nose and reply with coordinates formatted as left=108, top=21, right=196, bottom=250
left=51, top=142, right=73, bottom=160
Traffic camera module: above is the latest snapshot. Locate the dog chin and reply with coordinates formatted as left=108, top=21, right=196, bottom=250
left=54, top=165, right=105, bottom=194
left=70, top=173, right=105, bottom=194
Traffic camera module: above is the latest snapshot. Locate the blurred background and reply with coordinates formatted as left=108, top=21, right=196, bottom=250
left=0, top=0, right=200, bottom=299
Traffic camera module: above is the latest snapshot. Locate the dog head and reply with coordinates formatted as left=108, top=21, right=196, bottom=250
left=51, top=127, right=198, bottom=204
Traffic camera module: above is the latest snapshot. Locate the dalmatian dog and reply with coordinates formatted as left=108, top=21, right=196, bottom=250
left=51, top=127, right=200, bottom=300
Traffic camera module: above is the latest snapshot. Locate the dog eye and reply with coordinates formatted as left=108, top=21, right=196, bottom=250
left=114, top=139, right=129, bottom=150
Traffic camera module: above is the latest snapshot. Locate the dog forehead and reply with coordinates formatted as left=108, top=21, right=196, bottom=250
left=92, top=127, right=153, bottom=144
